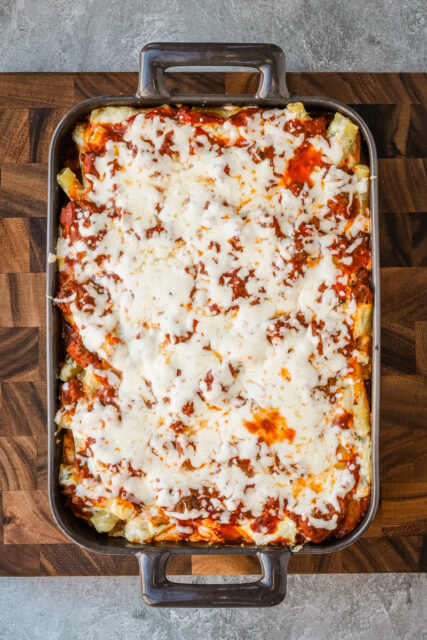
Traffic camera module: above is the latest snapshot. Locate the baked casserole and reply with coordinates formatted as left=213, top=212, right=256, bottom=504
left=54, top=103, right=372, bottom=546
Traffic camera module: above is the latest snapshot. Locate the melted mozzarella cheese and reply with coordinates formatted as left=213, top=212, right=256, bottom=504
left=56, top=105, right=371, bottom=543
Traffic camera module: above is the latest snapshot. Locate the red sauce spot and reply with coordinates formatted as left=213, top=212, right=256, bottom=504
left=244, top=409, right=295, bottom=445
left=232, top=457, right=255, bottom=478
left=266, top=315, right=292, bottom=344
left=334, top=495, right=370, bottom=539
left=60, top=378, right=84, bottom=405
left=64, top=324, right=102, bottom=368
left=293, top=517, right=332, bottom=543
left=77, top=436, right=96, bottom=459
left=146, top=222, right=165, bottom=238
left=81, top=152, right=100, bottom=178
left=259, top=215, right=286, bottom=239
left=177, top=107, right=219, bottom=125
left=219, top=267, right=254, bottom=300
left=284, top=116, right=327, bottom=138
left=228, top=108, right=258, bottom=127
left=283, top=141, right=327, bottom=195
left=193, top=125, right=220, bottom=147
left=327, top=192, right=359, bottom=220
left=60, top=202, right=81, bottom=242
left=333, top=411, right=353, bottom=430
left=182, top=401, right=194, bottom=416
left=181, top=459, right=197, bottom=471
left=204, top=370, right=214, bottom=391
left=170, top=420, right=185, bottom=434
left=209, top=303, right=221, bottom=315
left=228, top=236, right=242, bottom=252
left=251, top=511, right=279, bottom=534
left=218, top=524, right=248, bottom=542
left=97, top=383, right=120, bottom=411
left=159, top=130, right=175, bottom=156
left=145, top=106, right=176, bottom=121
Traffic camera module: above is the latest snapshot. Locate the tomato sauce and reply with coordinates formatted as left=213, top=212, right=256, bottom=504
left=65, top=328, right=102, bottom=368
left=81, top=152, right=100, bottom=178
left=60, top=378, right=84, bottom=405
left=284, top=116, right=327, bottom=138
left=60, top=202, right=81, bottom=242
left=333, top=411, right=353, bottom=430
left=327, top=192, right=359, bottom=220
left=283, top=141, right=327, bottom=196
left=251, top=511, right=279, bottom=534
left=244, top=409, right=296, bottom=445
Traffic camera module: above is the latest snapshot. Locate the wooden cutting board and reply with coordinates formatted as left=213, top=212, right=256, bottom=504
left=0, top=71, right=426, bottom=577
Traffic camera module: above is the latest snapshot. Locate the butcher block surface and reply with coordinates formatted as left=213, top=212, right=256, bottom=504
left=0, top=71, right=426, bottom=576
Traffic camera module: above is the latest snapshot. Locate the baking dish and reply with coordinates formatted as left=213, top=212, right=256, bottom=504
left=47, top=42, right=380, bottom=607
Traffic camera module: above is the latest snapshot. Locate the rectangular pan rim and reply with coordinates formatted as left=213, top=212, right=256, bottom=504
left=47, top=92, right=380, bottom=559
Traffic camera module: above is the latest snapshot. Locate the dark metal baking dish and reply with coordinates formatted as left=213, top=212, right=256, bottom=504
left=47, top=42, right=380, bottom=607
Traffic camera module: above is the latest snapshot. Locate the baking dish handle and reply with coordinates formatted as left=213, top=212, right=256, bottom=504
left=137, top=42, right=289, bottom=100
left=138, top=549, right=290, bottom=607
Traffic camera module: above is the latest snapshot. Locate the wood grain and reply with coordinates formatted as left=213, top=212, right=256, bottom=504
left=2, top=490, right=68, bottom=544
left=0, top=327, right=39, bottom=381
left=0, top=273, right=45, bottom=327
left=0, top=163, right=47, bottom=218
left=0, top=381, right=47, bottom=436
left=191, top=554, right=260, bottom=576
left=415, top=322, right=427, bottom=375
left=29, top=108, right=69, bottom=163
left=0, top=437, right=37, bottom=490
left=0, top=71, right=425, bottom=576
left=0, top=110, right=30, bottom=163
left=380, top=212, right=427, bottom=268
left=0, top=74, right=75, bottom=109
left=0, top=218, right=29, bottom=272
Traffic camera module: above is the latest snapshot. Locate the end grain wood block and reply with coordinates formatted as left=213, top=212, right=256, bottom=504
left=191, top=554, right=261, bottom=576
left=0, top=381, right=47, bottom=437
left=0, top=544, right=41, bottom=576
left=381, top=268, right=427, bottom=322
left=29, top=108, right=69, bottom=163
left=380, top=212, right=427, bottom=268
left=2, top=490, right=67, bottom=544
left=29, top=218, right=47, bottom=272
left=378, top=159, right=427, bottom=213
left=36, top=434, right=48, bottom=490
left=39, top=544, right=140, bottom=577
left=339, top=536, right=425, bottom=572
left=361, top=506, right=383, bottom=538
left=0, top=436, right=37, bottom=489
left=382, top=484, right=427, bottom=537
left=166, top=72, right=226, bottom=96
left=0, top=110, right=30, bottom=163
left=0, top=164, right=47, bottom=218
left=290, top=550, right=342, bottom=574
left=0, top=327, right=39, bottom=381
left=297, top=73, right=427, bottom=105
left=351, top=104, right=427, bottom=159
left=225, top=72, right=263, bottom=96
left=74, top=72, right=138, bottom=102
left=0, top=218, right=29, bottom=272
left=380, top=375, right=427, bottom=482
left=38, top=545, right=189, bottom=577
left=381, top=319, right=416, bottom=375
left=38, top=327, right=46, bottom=381
left=415, top=322, right=427, bottom=375
left=0, top=74, right=75, bottom=109
left=0, top=273, right=46, bottom=327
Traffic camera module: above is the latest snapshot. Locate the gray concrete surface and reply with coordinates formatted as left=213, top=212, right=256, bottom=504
left=1, top=574, right=427, bottom=640
left=0, top=0, right=425, bottom=72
